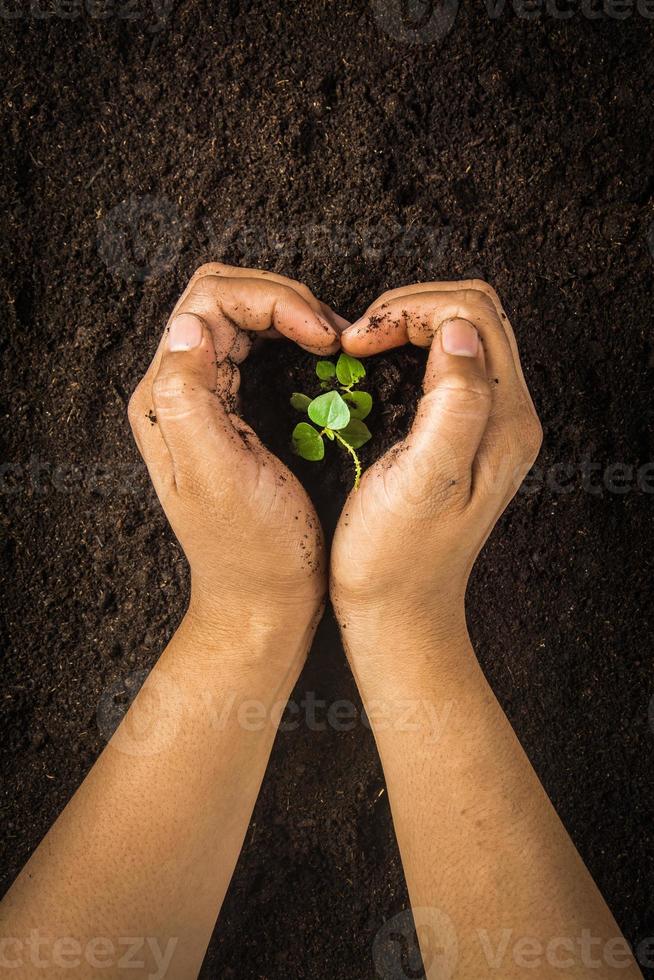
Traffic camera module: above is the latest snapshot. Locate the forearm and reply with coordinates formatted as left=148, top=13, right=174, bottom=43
left=0, top=611, right=312, bottom=978
left=343, top=613, right=642, bottom=979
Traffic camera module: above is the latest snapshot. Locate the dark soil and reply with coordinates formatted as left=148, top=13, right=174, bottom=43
left=1, top=2, right=653, bottom=977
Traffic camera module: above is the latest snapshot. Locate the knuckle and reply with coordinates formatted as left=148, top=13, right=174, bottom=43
left=152, top=371, right=190, bottom=405
left=192, top=261, right=231, bottom=280
left=276, top=281, right=298, bottom=301
left=274, top=281, right=316, bottom=314
left=464, top=278, right=501, bottom=305
left=151, top=373, right=214, bottom=418
left=280, top=276, right=317, bottom=305
left=459, top=287, right=497, bottom=315
left=297, top=284, right=319, bottom=306
left=522, top=415, right=544, bottom=462
left=469, top=277, right=491, bottom=294
left=366, top=287, right=397, bottom=313
left=174, top=466, right=208, bottom=499
left=434, top=372, right=492, bottom=409
left=127, top=384, right=147, bottom=429
left=507, top=413, right=542, bottom=467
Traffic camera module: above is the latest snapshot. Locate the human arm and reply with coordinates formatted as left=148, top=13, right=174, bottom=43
left=331, top=280, right=642, bottom=979
left=0, top=265, right=342, bottom=978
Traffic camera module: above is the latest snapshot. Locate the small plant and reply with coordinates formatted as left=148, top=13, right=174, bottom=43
left=290, top=353, right=372, bottom=490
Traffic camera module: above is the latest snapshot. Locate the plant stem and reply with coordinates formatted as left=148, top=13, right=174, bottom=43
left=333, top=432, right=362, bottom=490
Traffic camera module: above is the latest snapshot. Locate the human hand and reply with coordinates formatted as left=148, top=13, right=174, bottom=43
left=330, top=280, right=542, bottom=658
left=128, top=263, right=344, bottom=659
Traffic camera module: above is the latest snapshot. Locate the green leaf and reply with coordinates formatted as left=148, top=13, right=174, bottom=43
left=343, top=390, right=372, bottom=420
left=290, top=392, right=311, bottom=413
left=339, top=418, right=372, bottom=450
left=336, top=353, right=366, bottom=387
left=323, top=428, right=335, bottom=441
left=292, top=423, right=324, bottom=461
left=308, top=391, right=351, bottom=431
left=316, top=360, right=336, bottom=381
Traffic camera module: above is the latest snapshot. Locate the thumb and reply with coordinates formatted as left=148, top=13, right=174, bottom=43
left=152, top=313, right=244, bottom=488
left=404, top=317, right=491, bottom=496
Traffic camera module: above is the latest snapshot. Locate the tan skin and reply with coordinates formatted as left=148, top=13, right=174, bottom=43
left=0, top=265, right=341, bottom=978
left=334, top=280, right=643, bottom=978
left=0, top=269, right=641, bottom=979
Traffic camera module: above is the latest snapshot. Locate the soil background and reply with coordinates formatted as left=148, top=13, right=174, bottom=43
left=1, top=1, right=653, bottom=977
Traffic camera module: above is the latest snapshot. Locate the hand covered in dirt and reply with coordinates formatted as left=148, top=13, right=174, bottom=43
left=330, top=280, right=542, bottom=647
left=129, top=263, right=344, bottom=646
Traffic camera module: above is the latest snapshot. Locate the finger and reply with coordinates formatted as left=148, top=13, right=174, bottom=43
left=349, top=278, right=533, bottom=411
left=138, top=268, right=342, bottom=411
left=252, top=303, right=349, bottom=345
left=344, top=288, right=526, bottom=413
left=175, top=275, right=339, bottom=356
left=151, top=313, right=253, bottom=493
left=361, top=291, right=542, bottom=505
left=187, top=262, right=349, bottom=328
left=185, top=261, right=323, bottom=308
left=128, top=305, right=247, bottom=499
left=470, top=399, right=543, bottom=509
left=355, top=278, right=508, bottom=311
left=402, top=319, right=491, bottom=501
left=215, top=358, right=241, bottom=405
left=182, top=263, right=344, bottom=349
left=341, top=288, right=497, bottom=354
left=320, top=303, right=350, bottom=334
left=128, top=305, right=251, bottom=494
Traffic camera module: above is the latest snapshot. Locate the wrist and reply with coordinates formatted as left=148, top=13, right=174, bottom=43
left=331, top=595, right=473, bottom=691
left=339, top=617, right=487, bottom=749
left=170, top=599, right=320, bottom=686
left=185, top=586, right=323, bottom=663
left=112, top=613, right=309, bottom=768
left=332, top=590, right=468, bottom=648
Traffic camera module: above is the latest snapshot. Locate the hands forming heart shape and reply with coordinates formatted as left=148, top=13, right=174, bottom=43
left=128, top=261, right=542, bottom=675
left=8, top=264, right=637, bottom=980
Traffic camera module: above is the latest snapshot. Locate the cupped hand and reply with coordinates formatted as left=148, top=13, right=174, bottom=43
left=129, top=263, right=345, bottom=653
left=330, top=279, right=542, bottom=648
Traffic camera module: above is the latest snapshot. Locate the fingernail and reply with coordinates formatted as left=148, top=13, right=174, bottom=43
left=441, top=318, right=479, bottom=357
left=167, top=313, right=203, bottom=351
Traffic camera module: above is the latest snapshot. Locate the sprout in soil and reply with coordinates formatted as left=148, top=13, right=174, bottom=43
left=290, top=353, right=372, bottom=491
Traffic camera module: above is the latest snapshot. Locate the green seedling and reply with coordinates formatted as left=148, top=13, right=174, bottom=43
left=290, top=353, right=372, bottom=490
